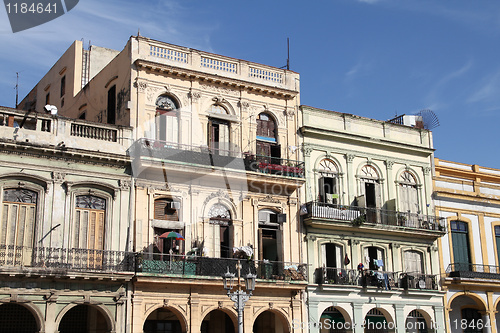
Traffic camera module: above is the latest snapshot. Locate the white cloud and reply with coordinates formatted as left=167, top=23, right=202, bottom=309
left=467, top=69, right=500, bottom=104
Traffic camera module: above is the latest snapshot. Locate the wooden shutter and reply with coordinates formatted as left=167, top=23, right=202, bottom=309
left=452, top=231, right=471, bottom=265
left=276, top=228, right=283, bottom=262
left=319, top=177, right=326, bottom=202
left=258, top=228, right=263, bottom=260
left=219, top=122, right=229, bottom=155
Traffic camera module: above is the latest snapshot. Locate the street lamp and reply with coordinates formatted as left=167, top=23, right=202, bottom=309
left=222, top=260, right=256, bottom=333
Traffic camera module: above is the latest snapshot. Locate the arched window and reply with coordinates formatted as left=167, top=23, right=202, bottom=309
left=208, top=204, right=233, bottom=258
left=74, top=195, right=106, bottom=251
left=364, top=246, right=384, bottom=271
left=208, top=105, right=230, bottom=155
left=358, top=165, right=381, bottom=219
left=404, top=250, right=423, bottom=274
left=256, top=113, right=280, bottom=162
left=155, top=95, right=179, bottom=143
left=399, top=171, right=419, bottom=215
left=318, top=159, right=339, bottom=204
left=1, top=188, right=37, bottom=266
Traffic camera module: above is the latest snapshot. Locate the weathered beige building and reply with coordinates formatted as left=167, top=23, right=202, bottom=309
left=300, top=106, right=446, bottom=333
left=0, top=106, right=134, bottom=332
left=19, top=36, right=308, bottom=332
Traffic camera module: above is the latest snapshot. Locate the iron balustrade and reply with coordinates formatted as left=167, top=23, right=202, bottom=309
left=304, top=201, right=446, bottom=232
left=315, top=267, right=438, bottom=290
left=446, top=263, right=500, bottom=279
left=129, top=139, right=305, bottom=178
left=137, top=253, right=307, bottom=282
left=0, top=245, right=135, bottom=273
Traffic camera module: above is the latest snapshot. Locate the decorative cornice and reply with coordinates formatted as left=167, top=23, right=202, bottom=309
left=135, top=59, right=298, bottom=99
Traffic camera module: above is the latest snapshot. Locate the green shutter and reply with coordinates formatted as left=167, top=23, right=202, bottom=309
left=452, top=231, right=471, bottom=265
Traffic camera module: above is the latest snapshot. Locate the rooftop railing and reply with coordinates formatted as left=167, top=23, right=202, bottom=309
left=315, top=267, right=438, bottom=290
left=304, top=201, right=446, bottom=232
left=137, top=253, right=307, bottom=282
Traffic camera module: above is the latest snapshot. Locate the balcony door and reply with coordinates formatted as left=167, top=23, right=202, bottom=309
left=451, top=221, right=471, bottom=270
left=1, top=188, right=37, bottom=266
left=155, top=95, right=179, bottom=144
left=74, top=195, right=106, bottom=268
left=208, top=119, right=230, bottom=155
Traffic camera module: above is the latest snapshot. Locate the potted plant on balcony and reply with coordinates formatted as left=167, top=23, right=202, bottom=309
left=397, top=213, right=407, bottom=226
left=352, top=214, right=365, bottom=226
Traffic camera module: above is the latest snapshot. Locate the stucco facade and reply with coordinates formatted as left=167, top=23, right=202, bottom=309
left=0, top=106, right=134, bottom=332
left=435, top=158, right=500, bottom=333
left=17, top=36, right=309, bottom=332
left=300, top=106, right=446, bottom=333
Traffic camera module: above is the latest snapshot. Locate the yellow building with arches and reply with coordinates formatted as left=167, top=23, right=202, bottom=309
left=435, top=158, right=500, bottom=333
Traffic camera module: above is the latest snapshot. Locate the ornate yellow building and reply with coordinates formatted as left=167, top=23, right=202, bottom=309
left=435, top=158, right=500, bottom=333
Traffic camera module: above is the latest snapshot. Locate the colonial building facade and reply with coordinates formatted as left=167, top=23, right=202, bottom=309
left=18, top=36, right=308, bottom=332
left=300, top=106, right=446, bottom=333
left=435, top=158, right=500, bottom=333
left=0, top=106, right=134, bottom=332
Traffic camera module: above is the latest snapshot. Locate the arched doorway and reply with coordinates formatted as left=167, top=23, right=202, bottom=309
left=449, top=295, right=486, bottom=333
left=59, top=305, right=110, bottom=333
left=201, top=309, right=235, bottom=333
left=253, top=310, right=290, bottom=333
left=0, top=303, right=38, bottom=333
left=364, top=308, right=390, bottom=333
left=405, top=310, right=428, bottom=333
left=320, top=306, right=349, bottom=332
left=144, top=307, right=183, bottom=333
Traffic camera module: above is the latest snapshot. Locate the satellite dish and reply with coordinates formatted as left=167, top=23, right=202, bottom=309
left=44, top=105, right=58, bottom=115
left=415, top=109, right=439, bottom=130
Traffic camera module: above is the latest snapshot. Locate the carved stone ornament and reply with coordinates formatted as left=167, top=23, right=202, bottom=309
left=285, top=108, right=295, bottom=118
left=135, top=80, right=148, bottom=92
left=119, top=180, right=131, bottom=191
left=188, top=90, right=201, bottom=102
left=200, top=84, right=239, bottom=96
left=52, top=171, right=66, bottom=184
left=385, top=160, right=395, bottom=170
left=260, top=194, right=281, bottom=204
left=302, top=147, right=313, bottom=157
left=346, top=154, right=355, bottom=163
left=269, top=302, right=274, bottom=309
left=422, top=166, right=431, bottom=175
left=203, top=189, right=234, bottom=206
left=238, top=101, right=250, bottom=111
left=218, top=301, right=223, bottom=309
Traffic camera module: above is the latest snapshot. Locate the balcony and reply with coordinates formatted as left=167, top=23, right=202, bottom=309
left=129, top=139, right=304, bottom=179
left=446, top=263, right=500, bottom=280
left=137, top=253, right=307, bottom=283
left=303, top=201, right=446, bottom=233
left=0, top=245, right=135, bottom=278
left=315, top=267, right=438, bottom=290
left=0, top=106, right=133, bottom=155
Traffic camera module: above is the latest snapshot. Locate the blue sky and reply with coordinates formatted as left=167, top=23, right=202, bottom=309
left=0, top=0, right=499, bottom=168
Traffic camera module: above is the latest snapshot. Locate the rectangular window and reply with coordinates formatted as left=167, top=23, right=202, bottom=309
left=60, top=75, right=66, bottom=97
left=45, top=93, right=50, bottom=105
left=107, top=85, right=116, bottom=124
left=451, top=221, right=471, bottom=268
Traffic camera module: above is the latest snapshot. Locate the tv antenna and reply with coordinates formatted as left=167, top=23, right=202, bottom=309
left=280, top=38, right=290, bottom=70
left=416, top=109, right=440, bottom=130
left=15, top=72, right=19, bottom=108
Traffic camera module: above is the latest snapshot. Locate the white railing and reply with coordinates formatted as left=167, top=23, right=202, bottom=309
left=201, top=56, right=237, bottom=73
left=150, top=45, right=188, bottom=63
left=249, top=66, right=283, bottom=84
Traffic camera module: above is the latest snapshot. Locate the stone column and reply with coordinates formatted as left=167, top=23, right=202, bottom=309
left=189, top=293, right=201, bottom=333
left=394, top=304, right=405, bottom=333
left=345, top=154, right=355, bottom=205
left=433, top=306, right=446, bottom=333
left=307, top=300, right=320, bottom=333
left=352, top=303, right=364, bottom=333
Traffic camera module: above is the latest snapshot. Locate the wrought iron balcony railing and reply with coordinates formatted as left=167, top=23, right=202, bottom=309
left=129, top=139, right=304, bottom=178
left=446, top=263, right=500, bottom=280
left=137, top=253, right=307, bottom=282
left=315, top=267, right=438, bottom=290
left=304, top=201, right=446, bottom=232
left=0, top=245, right=135, bottom=273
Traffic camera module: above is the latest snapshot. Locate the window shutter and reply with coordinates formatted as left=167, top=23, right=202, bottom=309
left=336, top=245, right=342, bottom=269
left=1, top=204, right=9, bottom=244
left=319, top=177, right=325, bottom=202
left=258, top=228, right=263, bottom=260
left=276, top=229, right=283, bottom=262
left=8, top=204, right=18, bottom=245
